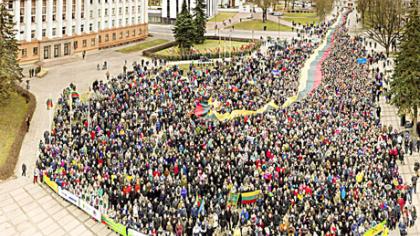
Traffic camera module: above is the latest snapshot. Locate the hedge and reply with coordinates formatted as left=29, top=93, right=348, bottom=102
left=143, top=36, right=262, bottom=61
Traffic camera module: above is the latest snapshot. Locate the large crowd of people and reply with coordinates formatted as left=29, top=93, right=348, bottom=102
left=36, top=8, right=418, bottom=236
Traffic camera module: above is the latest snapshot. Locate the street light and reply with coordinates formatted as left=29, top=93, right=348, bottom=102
left=218, top=28, right=221, bottom=59
left=229, top=28, right=232, bottom=58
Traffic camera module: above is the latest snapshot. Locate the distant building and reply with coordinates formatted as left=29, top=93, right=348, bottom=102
left=5, top=0, right=148, bottom=63
left=148, top=0, right=218, bottom=24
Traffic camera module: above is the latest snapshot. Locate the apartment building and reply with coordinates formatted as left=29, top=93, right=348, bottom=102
left=4, top=0, right=148, bottom=63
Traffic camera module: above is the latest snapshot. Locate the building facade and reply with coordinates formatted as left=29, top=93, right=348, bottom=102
left=149, top=0, right=217, bottom=24
left=4, top=0, right=148, bottom=63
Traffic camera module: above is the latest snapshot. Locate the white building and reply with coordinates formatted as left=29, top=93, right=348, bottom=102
left=149, top=0, right=218, bottom=24
left=3, top=0, right=148, bottom=63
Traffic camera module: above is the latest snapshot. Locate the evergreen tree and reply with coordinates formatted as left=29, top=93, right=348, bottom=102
left=0, top=3, right=23, bottom=100
left=193, top=0, right=207, bottom=44
left=173, top=1, right=195, bottom=55
left=389, top=1, right=420, bottom=136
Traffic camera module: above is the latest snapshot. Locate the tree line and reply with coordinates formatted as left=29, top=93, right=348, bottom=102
left=0, top=3, right=23, bottom=101
left=173, top=0, right=208, bottom=54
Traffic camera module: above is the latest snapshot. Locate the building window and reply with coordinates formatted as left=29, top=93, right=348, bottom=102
left=138, top=6, right=140, bottom=12
left=81, top=25, right=84, bottom=32
left=138, top=28, right=142, bottom=35
left=91, top=38, right=95, bottom=46
left=105, top=9, right=108, bottom=16
left=83, top=40, right=87, bottom=47
left=132, top=29, right=135, bottom=36
left=112, top=33, right=116, bottom=40
left=52, top=28, right=56, bottom=36
left=119, top=7, right=122, bottom=14
left=90, top=10, right=93, bottom=18
left=125, top=7, right=128, bottom=14
left=64, top=43, right=70, bottom=56
left=98, top=9, right=101, bottom=17
left=119, top=19, right=122, bottom=26
left=31, top=30, right=35, bottom=39
left=112, top=20, right=115, bottom=27
left=62, top=27, right=66, bottom=35
left=119, top=32, right=123, bottom=39
left=98, top=35, right=102, bottom=43
left=21, top=49, right=27, bottom=57
left=72, top=26, right=75, bottom=34
left=89, top=23, right=93, bottom=31
left=126, top=30, right=129, bottom=37
left=73, top=41, right=78, bottom=49
left=54, top=44, right=60, bottom=58
left=105, top=34, right=109, bottom=41
left=20, top=7, right=24, bottom=23
left=132, top=17, right=134, bottom=23
left=44, top=46, right=51, bottom=59
left=138, top=16, right=141, bottom=22
left=112, top=8, right=115, bottom=16
left=125, top=18, right=128, bottom=25
left=132, top=6, right=135, bottom=13
left=33, top=47, right=38, bottom=56
left=42, top=29, right=46, bottom=37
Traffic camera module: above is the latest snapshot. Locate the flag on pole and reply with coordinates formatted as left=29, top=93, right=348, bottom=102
left=198, top=198, right=205, bottom=215
left=194, top=101, right=210, bottom=117
left=71, top=91, right=80, bottom=99
left=227, top=192, right=240, bottom=207
left=241, top=190, right=261, bottom=204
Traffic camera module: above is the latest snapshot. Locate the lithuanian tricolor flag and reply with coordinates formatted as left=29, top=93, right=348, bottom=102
left=71, top=91, right=80, bottom=99
left=194, top=101, right=210, bottom=117
left=241, top=190, right=261, bottom=204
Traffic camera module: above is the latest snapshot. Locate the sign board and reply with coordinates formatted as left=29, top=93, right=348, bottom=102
left=43, top=175, right=59, bottom=193
left=357, top=58, right=367, bottom=64
left=58, top=188, right=79, bottom=206
left=79, top=200, right=101, bottom=221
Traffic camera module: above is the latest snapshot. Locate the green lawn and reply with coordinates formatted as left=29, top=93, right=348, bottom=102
left=156, top=40, right=250, bottom=57
left=0, top=92, right=29, bottom=167
left=117, top=39, right=169, bottom=53
left=283, top=12, right=317, bottom=18
left=283, top=17, right=319, bottom=25
left=209, top=12, right=237, bottom=22
left=230, top=20, right=292, bottom=32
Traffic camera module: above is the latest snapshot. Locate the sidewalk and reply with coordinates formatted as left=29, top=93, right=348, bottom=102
left=0, top=177, right=113, bottom=235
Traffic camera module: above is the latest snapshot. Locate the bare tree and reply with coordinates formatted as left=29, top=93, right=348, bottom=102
left=365, top=0, right=405, bottom=56
left=248, top=0, right=277, bottom=22
left=314, top=0, right=334, bottom=21
left=284, top=0, right=289, bottom=9
left=356, top=0, right=369, bottom=24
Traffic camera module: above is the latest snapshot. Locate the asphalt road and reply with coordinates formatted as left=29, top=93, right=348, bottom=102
left=148, top=23, right=297, bottom=41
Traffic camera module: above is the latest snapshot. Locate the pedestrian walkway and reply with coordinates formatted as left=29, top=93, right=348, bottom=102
left=0, top=177, right=114, bottom=235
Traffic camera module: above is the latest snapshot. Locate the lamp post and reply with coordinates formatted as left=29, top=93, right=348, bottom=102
left=229, top=28, right=232, bottom=58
